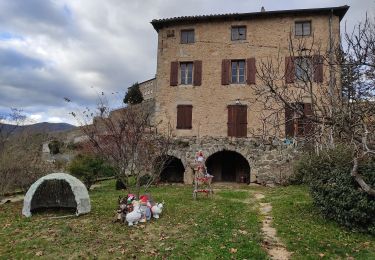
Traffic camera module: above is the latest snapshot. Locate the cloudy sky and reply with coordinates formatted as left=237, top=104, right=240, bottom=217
left=0, top=0, right=373, bottom=125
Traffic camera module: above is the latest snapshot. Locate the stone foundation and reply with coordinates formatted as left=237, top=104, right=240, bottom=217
left=167, top=136, right=299, bottom=185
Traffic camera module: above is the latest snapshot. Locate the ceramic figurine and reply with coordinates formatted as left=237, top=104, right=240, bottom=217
left=139, top=196, right=148, bottom=223
left=151, top=202, right=164, bottom=219
left=126, top=201, right=142, bottom=226
left=115, top=196, right=127, bottom=223
left=195, top=150, right=205, bottom=163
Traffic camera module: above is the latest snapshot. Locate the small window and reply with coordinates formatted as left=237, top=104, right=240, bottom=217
left=231, top=26, right=246, bottom=41
left=295, top=57, right=312, bottom=81
left=180, top=62, right=193, bottom=85
left=231, top=60, right=246, bottom=84
left=181, top=29, right=195, bottom=44
left=177, top=105, right=192, bottom=129
left=295, top=21, right=311, bottom=36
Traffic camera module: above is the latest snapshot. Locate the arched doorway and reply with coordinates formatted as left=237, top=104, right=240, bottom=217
left=159, top=156, right=185, bottom=183
left=206, top=150, right=250, bottom=183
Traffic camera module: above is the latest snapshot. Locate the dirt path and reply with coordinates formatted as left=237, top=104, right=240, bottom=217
left=255, top=193, right=292, bottom=260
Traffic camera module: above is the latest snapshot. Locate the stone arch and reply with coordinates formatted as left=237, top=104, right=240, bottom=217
left=204, top=146, right=252, bottom=168
left=158, top=155, right=185, bottom=183
left=167, top=150, right=188, bottom=170
left=205, top=148, right=251, bottom=183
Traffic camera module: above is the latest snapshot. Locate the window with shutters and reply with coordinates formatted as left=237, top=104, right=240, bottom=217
left=231, top=60, right=246, bottom=84
left=180, top=62, right=193, bottom=85
left=231, top=26, right=246, bottom=41
left=181, top=29, right=195, bottom=44
left=295, top=21, right=311, bottom=36
left=285, top=103, right=313, bottom=138
left=176, top=105, right=192, bottom=129
left=295, top=57, right=312, bottom=81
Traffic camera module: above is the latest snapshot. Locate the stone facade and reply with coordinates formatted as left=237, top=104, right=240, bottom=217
left=148, top=7, right=347, bottom=184
left=152, top=9, right=343, bottom=137
left=139, top=78, right=156, bottom=101
left=167, top=136, right=299, bottom=185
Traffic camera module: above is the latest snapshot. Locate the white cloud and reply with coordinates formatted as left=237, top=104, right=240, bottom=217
left=0, top=0, right=373, bottom=124
left=29, top=114, right=42, bottom=122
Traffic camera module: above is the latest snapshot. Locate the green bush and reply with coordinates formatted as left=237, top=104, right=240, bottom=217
left=295, top=145, right=375, bottom=234
left=48, top=140, right=62, bottom=155
left=139, top=174, right=152, bottom=186
left=68, top=154, right=114, bottom=190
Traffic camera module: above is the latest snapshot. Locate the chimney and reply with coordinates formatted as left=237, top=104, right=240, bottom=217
left=261, top=6, right=265, bottom=12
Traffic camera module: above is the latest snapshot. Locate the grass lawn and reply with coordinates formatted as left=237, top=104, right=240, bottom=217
left=262, top=185, right=375, bottom=259
left=1, top=181, right=374, bottom=259
left=0, top=181, right=266, bottom=259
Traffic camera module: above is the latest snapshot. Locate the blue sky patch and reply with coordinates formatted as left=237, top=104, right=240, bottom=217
left=0, top=32, right=23, bottom=41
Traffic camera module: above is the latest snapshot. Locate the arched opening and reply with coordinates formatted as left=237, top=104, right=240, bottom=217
left=206, top=150, right=250, bottom=183
left=159, top=156, right=185, bottom=183
left=30, top=179, right=77, bottom=214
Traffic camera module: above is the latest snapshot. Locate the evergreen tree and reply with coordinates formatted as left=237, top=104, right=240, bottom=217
left=123, top=82, right=143, bottom=104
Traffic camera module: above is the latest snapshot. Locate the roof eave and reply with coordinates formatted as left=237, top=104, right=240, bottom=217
left=151, top=5, right=350, bottom=32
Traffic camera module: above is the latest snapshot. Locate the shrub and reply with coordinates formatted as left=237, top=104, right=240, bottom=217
left=48, top=140, right=62, bottom=155
left=68, top=154, right=114, bottom=190
left=115, top=179, right=126, bottom=190
left=139, top=174, right=153, bottom=186
left=295, top=145, right=375, bottom=234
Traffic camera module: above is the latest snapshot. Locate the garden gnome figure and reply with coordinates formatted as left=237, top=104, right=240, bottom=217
left=139, top=196, right=148, bottom=223
left=195, top=150, right=205, bottom=163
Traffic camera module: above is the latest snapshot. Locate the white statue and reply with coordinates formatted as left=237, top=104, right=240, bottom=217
left=126, top=201, right=142, bottom=226
left=151, top=203, right=164, bottom=219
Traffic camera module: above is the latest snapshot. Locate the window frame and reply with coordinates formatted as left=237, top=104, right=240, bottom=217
left=180, top=29, right=195, bottom=44
left=180, top=62, right=194, bottom=85
left=230, top=60, right=246, bottom=84
left=231, top=26, right=247, bottom=41
left=295, top=21, right=311, bottom=37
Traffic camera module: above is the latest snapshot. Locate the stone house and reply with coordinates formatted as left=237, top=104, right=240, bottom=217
left=138, top=78, right=156, bottom=101
left=145, top=6, right=349, bottom=184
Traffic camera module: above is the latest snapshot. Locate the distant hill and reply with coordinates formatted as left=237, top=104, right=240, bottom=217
left=0, top=122, right=76, bottom=135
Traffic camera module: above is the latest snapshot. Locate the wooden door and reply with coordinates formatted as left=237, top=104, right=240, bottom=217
left=228, top=105, right=247, bottom=137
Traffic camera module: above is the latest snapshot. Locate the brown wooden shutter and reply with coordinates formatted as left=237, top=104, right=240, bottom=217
left=177, top=105, right=192, bottom=129
left=177, top=105, right=183, bottom=128
left=222, top=59, right=230, bottom=85
left=237, top=105, right=248, bottom=137
left=246, top=58, right=256, bottom=85
left=228, top=105, right=247, bottom=137
left=303, top=103, right=313, bottom=136
left=193, top=60, right=202, bottom=86
left=185, top=105, right=192, bottom=129
left=227, top=105, right=235, bottom=136
left=313, top=55, right=323, bottom=83
left=170, top=61, right=178, bottom=86
left=285, top=56, right=295, bottom=84
left=285, top=104, right=294, bottom=138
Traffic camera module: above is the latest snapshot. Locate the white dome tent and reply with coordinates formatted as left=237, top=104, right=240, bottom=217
left=22, top=173, right=91, bottom=217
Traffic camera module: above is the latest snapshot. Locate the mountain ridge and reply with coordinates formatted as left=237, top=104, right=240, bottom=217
left=0, top=122, right=76, bottom=135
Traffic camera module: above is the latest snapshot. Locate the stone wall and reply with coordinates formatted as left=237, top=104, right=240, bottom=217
left=153, top=12, right=341, bottom=138
left=139, top=78, right=156, bottom=101
left=167, top=136, right=299, bottom=185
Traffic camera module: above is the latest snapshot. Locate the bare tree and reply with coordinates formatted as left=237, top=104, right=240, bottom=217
left=69, top=95, right=172, bottom=197
left=0, top=109, right=51, bottom=197
left=0, top=108, right=26, bottom=152
left=252, top=18, right=375, bottom=196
